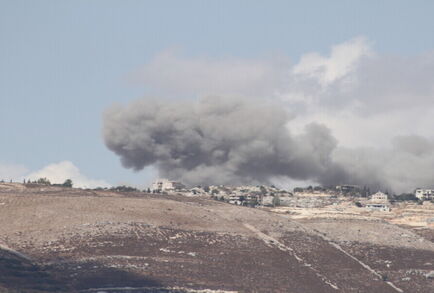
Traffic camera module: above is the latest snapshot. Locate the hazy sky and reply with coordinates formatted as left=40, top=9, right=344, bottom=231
left=1, top=0, right=434, bottom=189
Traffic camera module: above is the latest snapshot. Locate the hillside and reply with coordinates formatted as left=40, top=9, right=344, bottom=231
left=0, top=183, right=433, bottom=292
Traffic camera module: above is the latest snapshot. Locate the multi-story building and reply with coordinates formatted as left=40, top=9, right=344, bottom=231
left=151, top=179, right=185, bottom=193
left=370, top=191, right=388, bottom=202
left=366, top=191, right=390, bottom=212
left=415, top=189, right=434, bottom=200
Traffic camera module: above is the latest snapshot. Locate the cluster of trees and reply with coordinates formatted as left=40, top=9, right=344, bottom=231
left=210, top=195, right=226, bottom=202
left=23, top=178, right=73, bottom=187
left=25, top=177, right=51, bottom=185
left=109, top=185, right=140, bottom=192
left=95, top=185, right=153, bottom=193
left=391, top=193, right=418, bottom=202
left=294, top=185, right=373, bottom=197
left=60, top=179, right=73, bottom=188
left=294, top=185, right=333, bottom=192
left=294, top=186, right=323, bottom=193
left=201, top=186, right=222, bottom=195
left=236, top=195, right=260, bottom=207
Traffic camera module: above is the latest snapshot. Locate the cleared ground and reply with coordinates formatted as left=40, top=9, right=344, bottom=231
left=0, top=183, right=433, bottom=292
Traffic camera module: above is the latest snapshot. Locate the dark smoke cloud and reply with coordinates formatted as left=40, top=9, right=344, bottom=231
left=103, top=96, right=341, bottom=187
left=332, top=136, right=434, bottom=193
left=103, top=97, right=434, bottom=193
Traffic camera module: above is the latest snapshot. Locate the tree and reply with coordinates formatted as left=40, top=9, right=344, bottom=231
left=247, top=197, right=258, bottom=207
left=111, top=185, right=138, bottom=192
left=62, top=179, right=73, bottom=188
left=272, top=195, right=281, bottom=207
left=293, top=187, right=304, bottom=193
left=37, top=178, right=51, bottom=185
left=393, top=193, right=418, bottom=202
left=203, top=186, right=210, bottom=193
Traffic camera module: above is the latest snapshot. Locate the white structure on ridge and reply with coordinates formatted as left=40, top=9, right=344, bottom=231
left=366, top=191, right=390, bottom=212
left=370, top=191, right=388, bottom=202
left=415, top=189, right=434, bottom=200
left=151, top=179, right=185, bottom=193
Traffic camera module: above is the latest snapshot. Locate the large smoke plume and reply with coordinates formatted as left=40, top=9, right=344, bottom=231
left=104, top=97, right=341, bottom=186
left=103, top=96, right=434, bottom=193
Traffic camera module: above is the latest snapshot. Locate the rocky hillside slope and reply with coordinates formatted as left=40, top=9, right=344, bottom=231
left=0, top=183, right=433, bottom=292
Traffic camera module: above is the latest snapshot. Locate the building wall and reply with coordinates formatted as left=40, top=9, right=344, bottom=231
left=371, top=192, right=388, bottom=201
left=415, top=189, right=434, bottom=200
left=152, top=179, right=185, bottom=192
left=366, top=204, right=390, bottom=212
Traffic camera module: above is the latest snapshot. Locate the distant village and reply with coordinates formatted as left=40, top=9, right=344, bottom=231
left=2, top=177, right=433, bottom=213
left=150, top=178, right=434, bottom=212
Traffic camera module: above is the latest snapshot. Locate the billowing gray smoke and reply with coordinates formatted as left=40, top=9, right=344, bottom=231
left=332, top=136, right=434, bottom=193
left=103, top=96, right=342, bottom=187
left=103, top=96, right=434, bottom=193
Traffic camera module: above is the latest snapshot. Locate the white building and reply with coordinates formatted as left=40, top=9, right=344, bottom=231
left=366, top=191, right=390, bottom=212
left=228, top=194, right=244, bottom=205
left=415, top=189, right=434, bottom=200
left=370, top=191, right=388, bottom=202
left=151, top=179, right=185, bottom=193
left=366, top=203, right=390, bottom=212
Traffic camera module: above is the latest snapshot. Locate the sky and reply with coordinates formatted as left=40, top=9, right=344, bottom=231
left=1, top=0, right=434, bottom=190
